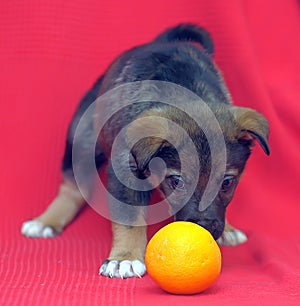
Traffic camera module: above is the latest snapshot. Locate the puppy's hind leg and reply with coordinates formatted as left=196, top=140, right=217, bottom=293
left=21, top=144, right=106, bottom=238
left=22, top=136, right=95, bottom=238
left=21, top=177, right=86, bottom=238
left=22, top=143, right=106, bottom=238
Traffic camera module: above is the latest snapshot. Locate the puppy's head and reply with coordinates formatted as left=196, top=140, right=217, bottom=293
left=126, top=104, right=269, bottom=239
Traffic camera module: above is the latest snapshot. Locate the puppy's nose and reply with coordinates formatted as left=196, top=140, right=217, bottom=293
left=201, top=219, right=224, bottom=240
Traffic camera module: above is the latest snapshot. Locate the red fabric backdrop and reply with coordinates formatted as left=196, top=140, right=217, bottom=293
left=1, top=0, right=299, bottom=305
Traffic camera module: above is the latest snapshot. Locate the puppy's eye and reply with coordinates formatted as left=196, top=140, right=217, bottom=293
left=221, top=175, right=236, bottom=192
left=168, top=176, right=185, bottom=191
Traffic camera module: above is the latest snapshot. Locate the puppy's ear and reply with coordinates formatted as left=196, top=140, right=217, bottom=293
left=126, top=113, right=178, bottom=171
left=231, top=107, right=270, bottom=155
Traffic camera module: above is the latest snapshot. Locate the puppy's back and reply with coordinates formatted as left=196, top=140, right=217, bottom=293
left=100, top=24, right=230, bottom=106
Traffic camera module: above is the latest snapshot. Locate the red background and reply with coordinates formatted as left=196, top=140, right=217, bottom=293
left=1, top=0, right=299, bottom=305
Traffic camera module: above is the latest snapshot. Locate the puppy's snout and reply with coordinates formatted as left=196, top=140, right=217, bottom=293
left=186, top=218, right=224, bottom=240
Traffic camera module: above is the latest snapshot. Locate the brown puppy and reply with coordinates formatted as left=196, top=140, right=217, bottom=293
left=22, top=24, right=270, bottom=278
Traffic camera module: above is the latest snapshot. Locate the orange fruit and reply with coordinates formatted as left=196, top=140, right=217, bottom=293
left=145, top=221, right=222, bottom=294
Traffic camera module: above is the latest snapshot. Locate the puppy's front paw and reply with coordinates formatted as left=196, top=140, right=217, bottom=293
left=21, top=220, right=57, bottom=238
left=217, top=228, right=247, bottom=246
left=99, top=259, right=146, bottom=278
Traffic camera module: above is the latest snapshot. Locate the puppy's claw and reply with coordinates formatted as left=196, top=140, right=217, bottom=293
left=217, top=228, right=248, bottom=246
left=131, top=260, right=146, bottom=278
left=119, top=260, right=134, bottom=278
left=99, top=260, right=109, bottom=275
left=106, top=260, right=120, bottom=278
left=21, top=220, right=57, bottom=238
left=99, top=259, right=146, bottom=278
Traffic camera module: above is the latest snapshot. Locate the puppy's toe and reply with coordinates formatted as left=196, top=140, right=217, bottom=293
left=21, top=220, right=57, bottom=238
left=99, top=259, right=146, bottom=278
left=217, top=228, right=247, bottom=246
left=100, top=260, right=121, bottom=278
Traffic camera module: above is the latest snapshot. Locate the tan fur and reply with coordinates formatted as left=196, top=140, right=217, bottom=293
left=231, top=106, right=270, bottom=154
left=108, top=222, right=147, bottom=262
left=35, top=179, right=86, bottom=233
left=232, top=107, right=269, bottom=134
left=126, top=114, right=176, bottom=147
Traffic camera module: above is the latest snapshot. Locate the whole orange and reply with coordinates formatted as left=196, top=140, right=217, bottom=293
left=145, top=221, right=222, bottom=294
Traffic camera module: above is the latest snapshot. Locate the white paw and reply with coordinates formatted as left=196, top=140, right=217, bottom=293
left=99, top=259, right=146, bottom=278
left=21, top=220, right=56, bottom=238
left=217, top=228, right=247, bottom=246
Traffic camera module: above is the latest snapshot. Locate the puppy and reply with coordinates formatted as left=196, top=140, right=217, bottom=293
left=22, top=24, right=270, bottom=278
